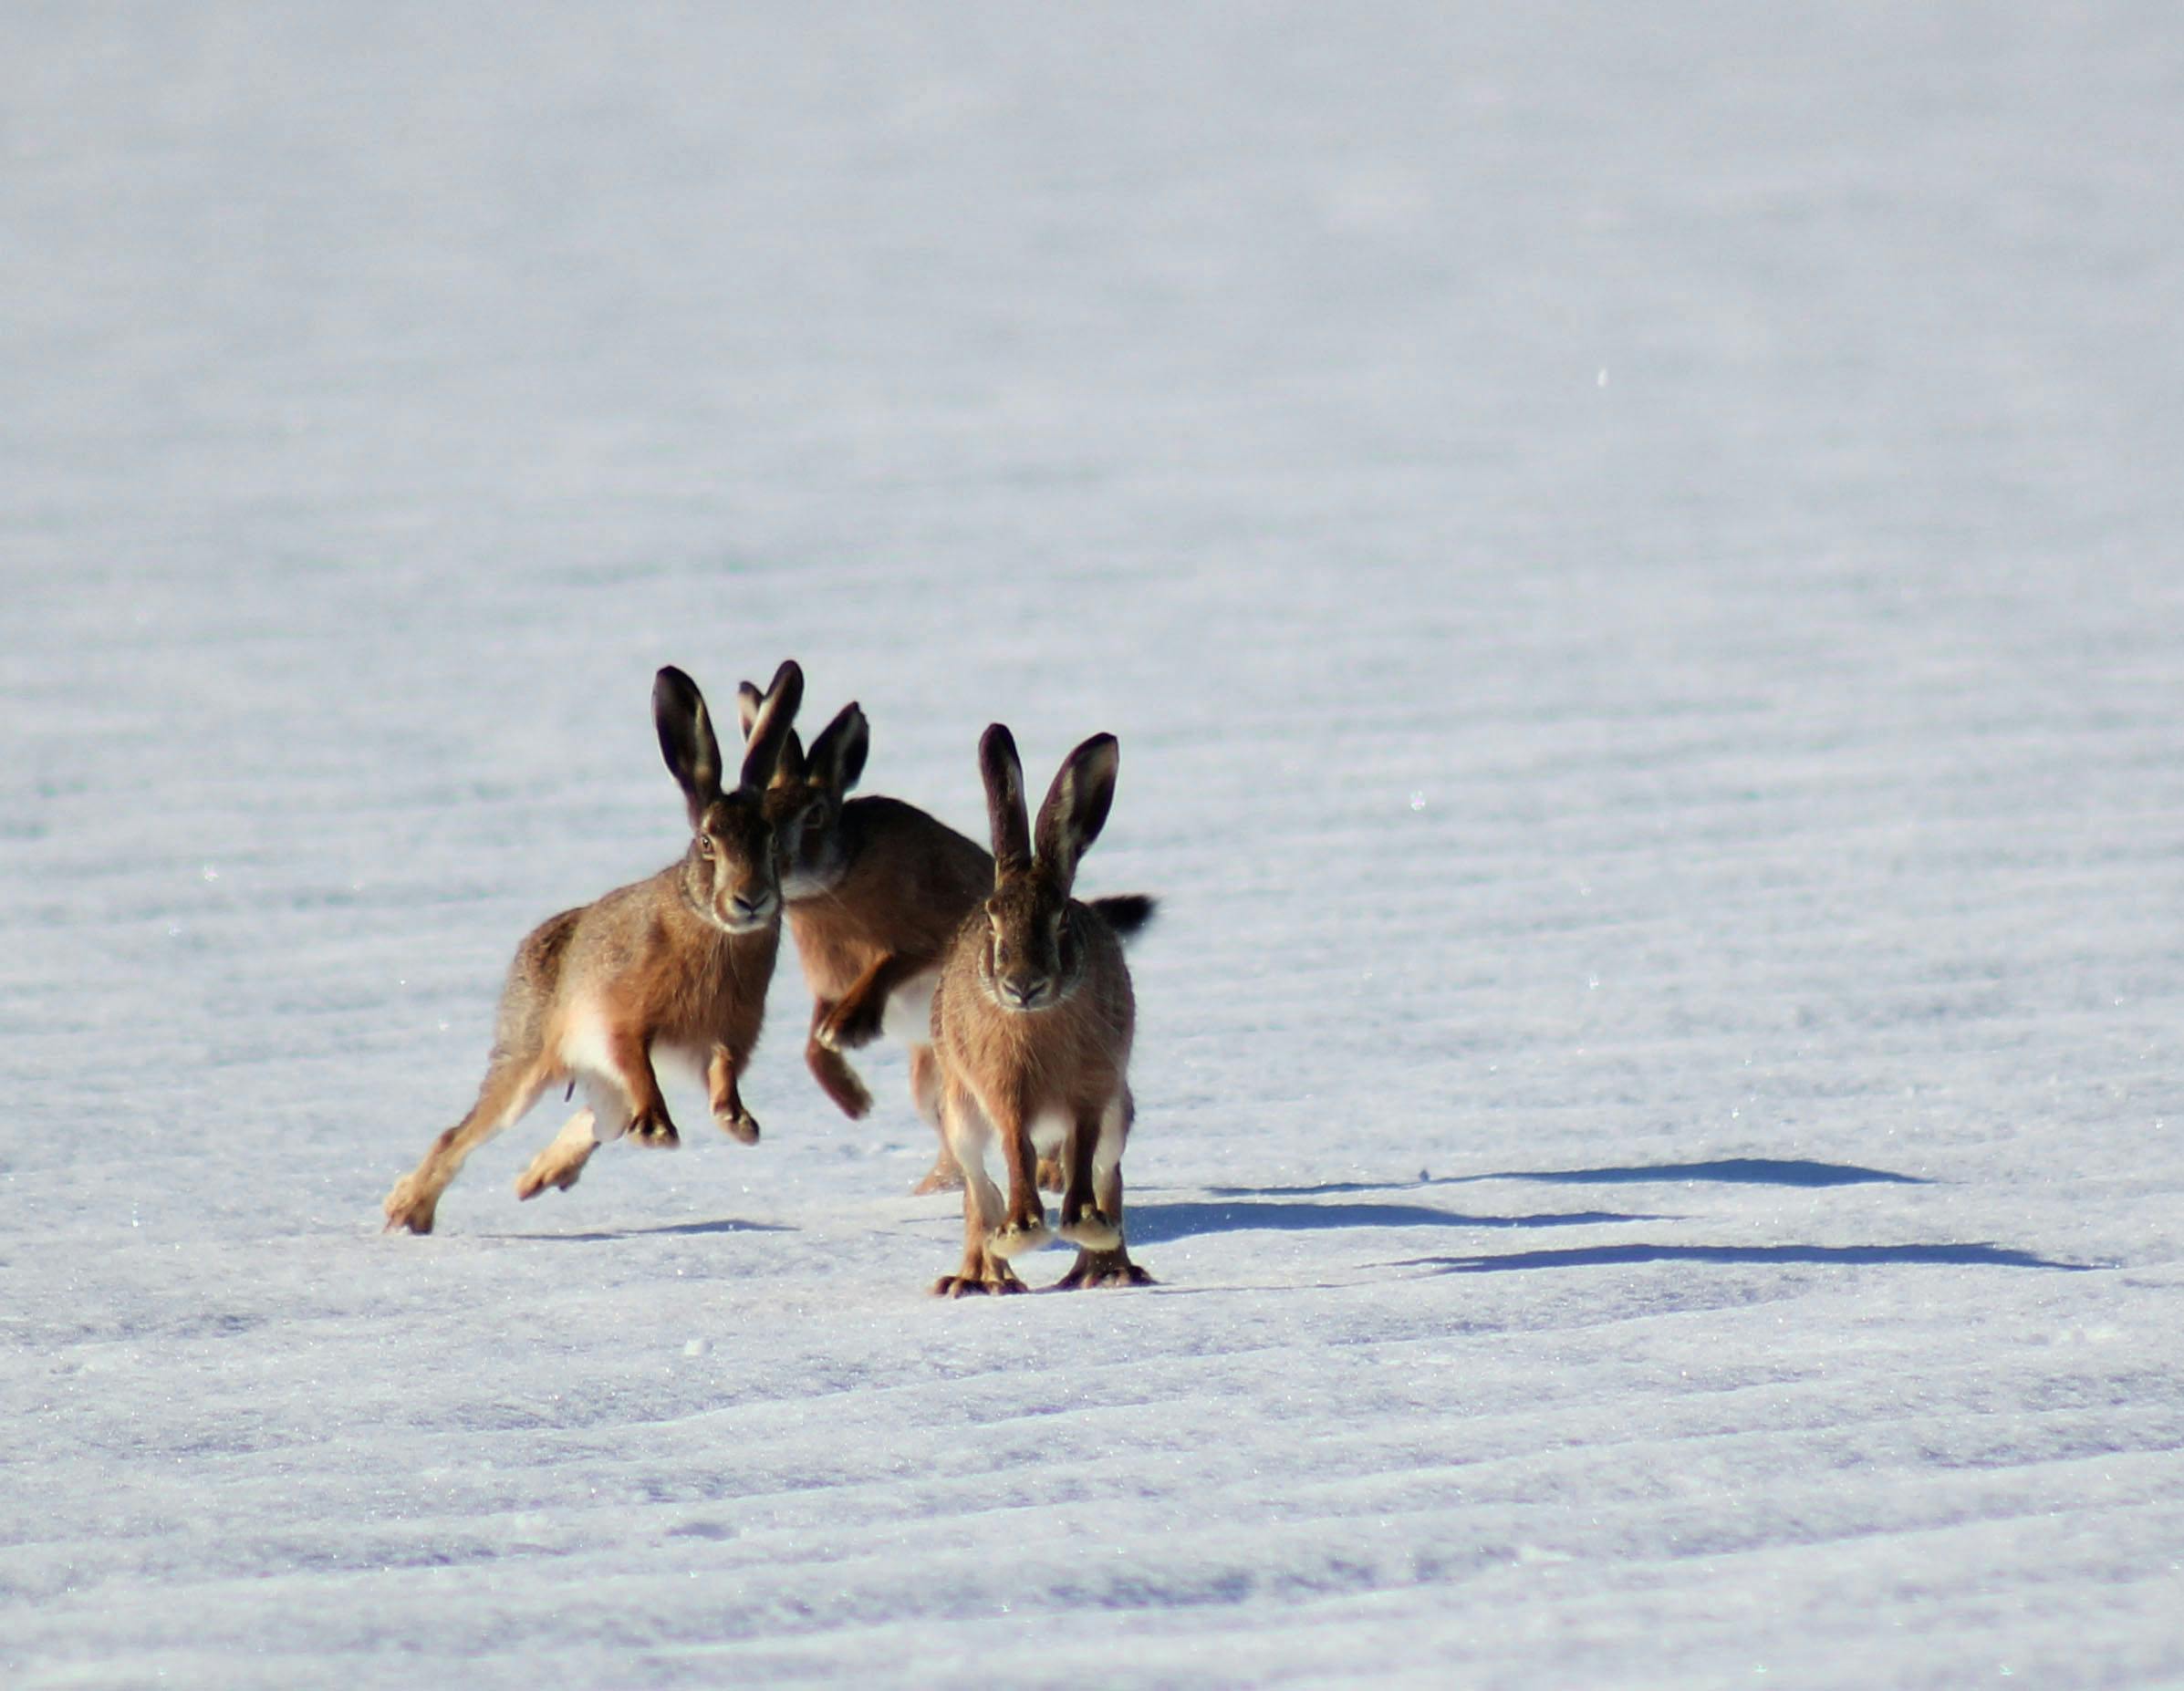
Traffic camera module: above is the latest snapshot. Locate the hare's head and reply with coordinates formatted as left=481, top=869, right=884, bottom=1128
left=654, top=660, right=804, bottom=934
left=738, top=688, right=868, bottom=900
left=975, top=724, right=1118, bottom=1014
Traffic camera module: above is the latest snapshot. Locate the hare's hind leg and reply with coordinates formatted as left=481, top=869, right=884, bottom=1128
left=515, top=1106, right=599, bottom=1199
left=515, top=1062, right=640, bottom=1199
left=1057, top=1089, right=1152, bottom=1289
left=931, top=1077, right=1025, bottom=1296
left=385, top=1055, right=556, bottom=1234
left=908, top=1044, right=965, bottom=1194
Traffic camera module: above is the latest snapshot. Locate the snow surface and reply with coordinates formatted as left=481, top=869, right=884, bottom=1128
left=6, top=3, right=2184, bottom=1686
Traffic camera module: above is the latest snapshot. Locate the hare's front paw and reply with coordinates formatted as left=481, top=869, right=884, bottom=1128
left=986, top=1215, right=1051, bottom=1260
left=912, top=1156, right=965, bottom=1195
left=629, top=1113, right=681, bottom=1148
left=817, top=995, right=886, bottom=1053
left=714, top=1107, right=760, bottom=1146
left=382, top=1176, right=439, bottom=1235
left=1035, top=1156, right=1066, bottom=1194
left=1057, top=1208, right=1121, bottom=1251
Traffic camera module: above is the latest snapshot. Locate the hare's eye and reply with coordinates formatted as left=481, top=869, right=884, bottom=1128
left=695, top=835, right=714, bottom=857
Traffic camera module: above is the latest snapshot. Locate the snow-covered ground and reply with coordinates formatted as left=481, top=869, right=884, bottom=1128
left=6, top=3, right=2183, bottom=1686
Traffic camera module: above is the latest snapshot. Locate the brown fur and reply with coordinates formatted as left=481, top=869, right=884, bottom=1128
left=927, top=726, right=1153, bottom=1295
left=781, top=796, right=991, bottom=1186
left=740, top=688, right=1158, bottom=1200
left=734, top=686, right=993, bottom=1190
left=381, top=663, right=800, bottom=1234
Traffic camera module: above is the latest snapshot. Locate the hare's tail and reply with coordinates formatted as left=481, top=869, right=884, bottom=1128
left=1088, top=894, right=1157, bottom=942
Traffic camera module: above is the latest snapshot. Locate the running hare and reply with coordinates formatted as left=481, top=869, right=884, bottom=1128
left=927, top=724, right=1151, bottom=1294
left=740, top=685, right=1155, bottom=1196
left=381, top=660, right=803, bottom=1234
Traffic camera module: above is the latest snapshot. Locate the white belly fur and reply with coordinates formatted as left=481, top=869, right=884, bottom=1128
left=881, top=969, right=940, bottom=1047
left=556, top=1001, right=618, bottom=1087
left=557, top=1000, right=704, bottom=1136
left=1029, top=1108, right=1068, bottom=1158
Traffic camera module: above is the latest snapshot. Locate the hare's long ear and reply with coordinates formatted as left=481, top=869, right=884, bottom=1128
left=805, top=702, right=869, bottom=796
left=738, top=659, right=806, bottom=792
left=979, top=723, right=1031, bottom=878
left=774, top=730, right=806, bottom=788
left=1034, top=733, right=1118, bottom=891
left=737, top=681, right=805, bottom=786
left=655, top=666, right=724, bottom=825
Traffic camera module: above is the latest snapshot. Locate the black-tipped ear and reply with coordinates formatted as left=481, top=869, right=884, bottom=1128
left=805, top=702, right=869, bottom=795
left=738, top=659, right=805, bottom=792
left=735, top=680, right=764, bottom=740
left=1034, top=733, right=1118, bottom=889
left=979, top=723, right=1031, bottom=877
left=655, top=666, right=724, bottom=824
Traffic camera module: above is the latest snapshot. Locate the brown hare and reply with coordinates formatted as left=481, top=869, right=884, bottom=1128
left=927, top=723, right=1152, bottom=1295
left=381, top=660, right=803, bottom=1235
left=737, top=684, right=1155, bottom=1197
left=735, top=687, right=988, bottom=1193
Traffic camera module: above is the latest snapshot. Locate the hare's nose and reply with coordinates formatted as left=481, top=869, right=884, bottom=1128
left=731, top=890, right=776, bottom=922
left=1000, top=976, right=1040, bottom=1009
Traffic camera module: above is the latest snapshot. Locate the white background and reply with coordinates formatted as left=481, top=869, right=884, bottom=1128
left=5, top=4, right=2181, bottom=1686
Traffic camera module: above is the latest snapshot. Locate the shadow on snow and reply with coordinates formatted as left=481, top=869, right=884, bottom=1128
left=1395, top=1240, right=2096, bottom=1274
left=1209, top=1157, right=1928, bottom=1199
left=1124, top=1198, right=1659, bottom=1248
left=477, top=1218, right=795, bottom=1243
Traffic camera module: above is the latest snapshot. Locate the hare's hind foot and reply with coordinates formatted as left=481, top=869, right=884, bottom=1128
left=1035, top=1156, right=1066, bottom=1194
left=912, top=1148, right=966, bottom=1194
left=932, top=1255, right=1029, bottom=1298
left=1056, top=1249, right=1153, bottom=1291
left=382, top=1173, right=440, bottom=1235
left=1056, top=1209, right=1122, bottom=1251
left=514, top=1159, right=585, bottom=1200
left=515, top=1114, right=598, bottom=1200
left=713, top=1107, right=760, bottom=1146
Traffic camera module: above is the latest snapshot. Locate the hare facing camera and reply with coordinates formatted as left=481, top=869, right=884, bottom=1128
left=928, top=724, right=1153, bottom=1295
left=381, top=661, right=803, bottom=1235
left=739, top=679, right=1159, bottom=1199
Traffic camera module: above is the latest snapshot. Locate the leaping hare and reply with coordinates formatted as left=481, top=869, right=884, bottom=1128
left=927, top=724, right=1152, bottom=1294
left=381, top=660, right=804, bottom=1234
left=738, top=684, right=1155, bottom=1197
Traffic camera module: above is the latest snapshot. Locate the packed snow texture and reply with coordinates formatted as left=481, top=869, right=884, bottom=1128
left=5, top=3, right=2183, bottom=1686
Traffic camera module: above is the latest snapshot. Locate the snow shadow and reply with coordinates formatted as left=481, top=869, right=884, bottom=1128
left=1210, top=1158, right=1927, bottom=1198
left=477, top=1218, right=795, bottom=1243
left=1125, top=1198, right=1659, bottom=1248
left=1399, top=1241, right=2096, bottom=1274
left=1473, top=1158, right=1931, bottom=1188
